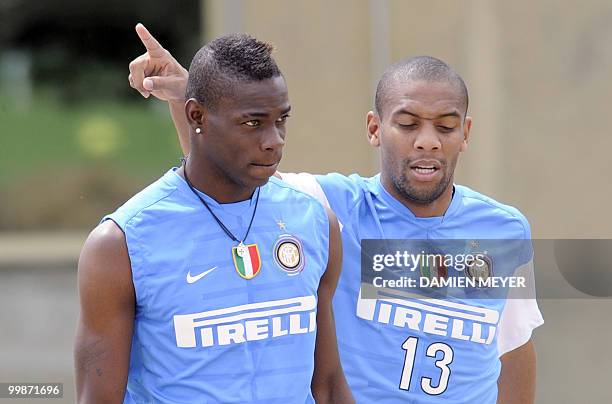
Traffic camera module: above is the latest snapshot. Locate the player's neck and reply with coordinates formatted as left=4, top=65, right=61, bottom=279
left=382, top=177, right=454, bottom=218
left=180, top=159, right=256, bottom=204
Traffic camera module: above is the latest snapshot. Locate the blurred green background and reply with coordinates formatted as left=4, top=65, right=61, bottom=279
left=0, top=0, right=200, bottom=230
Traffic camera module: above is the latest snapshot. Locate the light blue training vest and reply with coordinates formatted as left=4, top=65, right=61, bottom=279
left=104, top=168, right=330, bottom=404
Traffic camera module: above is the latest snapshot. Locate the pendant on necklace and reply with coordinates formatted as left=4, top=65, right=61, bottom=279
left=236, top=242, right=248, bottom=258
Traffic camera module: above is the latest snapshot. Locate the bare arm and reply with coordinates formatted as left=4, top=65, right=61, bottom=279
left=128, top=23, right=190, bottom=155
left=311, top=208, right=354, bottom=404
left=497, top=339, right=536, bottom=404
left=169, top=100, right=190, bottom=155
left=74, top=220, right=135, bottom=403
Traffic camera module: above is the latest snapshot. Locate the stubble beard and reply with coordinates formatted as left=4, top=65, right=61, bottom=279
left=391, top=159, right=454, bottom=205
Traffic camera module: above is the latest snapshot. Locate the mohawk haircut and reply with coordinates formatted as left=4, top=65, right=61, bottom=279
left=185, top=33, right=281, bottom=109
left=374, top=56, right=469, bottom=118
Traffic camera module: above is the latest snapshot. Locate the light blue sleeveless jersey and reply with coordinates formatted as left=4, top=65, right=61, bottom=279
left=316, top=173, right=532, bottom=403
left=104, top=169, right=329, bottom=404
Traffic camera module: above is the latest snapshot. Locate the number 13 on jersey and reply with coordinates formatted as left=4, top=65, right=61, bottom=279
left=399, top=336, right=454, bottom=395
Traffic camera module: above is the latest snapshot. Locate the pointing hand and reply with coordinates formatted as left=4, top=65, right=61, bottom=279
left=128, top=23, right=188, bottom=103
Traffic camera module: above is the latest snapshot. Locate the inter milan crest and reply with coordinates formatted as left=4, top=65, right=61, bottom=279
left=273, top=235, right=305, bottom=275
left=466, top=254, right=493, bottom=285
left=232, top=244, right=262, bottom=280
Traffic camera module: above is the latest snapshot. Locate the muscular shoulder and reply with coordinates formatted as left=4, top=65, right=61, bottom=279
left=78, top=220, right=133, bottom=300
left=80, top=220, right=127, bottom=264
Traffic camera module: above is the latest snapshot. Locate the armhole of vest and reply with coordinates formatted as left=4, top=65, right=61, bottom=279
left=319, top=203, right=331, bottom=281
left=115, top=216, right=148, bottom=305
left=100, top=187, right=180, bottom=306
left=315, top=174, right=341, bottom=214
left=328, top=173, right=365, bottom=225
left=342, top=194, right=365, bottom=242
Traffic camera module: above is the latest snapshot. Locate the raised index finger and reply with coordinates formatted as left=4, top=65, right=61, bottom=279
left=135, top=23, right=165, bottom=57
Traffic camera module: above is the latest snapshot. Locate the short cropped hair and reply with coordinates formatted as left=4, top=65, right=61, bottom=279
left=185, top=33, right=281, bottom=109
left=374, top=56, right=469, bottom=118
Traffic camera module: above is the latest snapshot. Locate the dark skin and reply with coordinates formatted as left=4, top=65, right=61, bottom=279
left=74, top=221, right=134, bottom=403
left=311, top=208, right=351, bottom=403
left=127, top=25, right=536, bottom=403
left=182, top=75, right=290, bottom=203
left=497, top=341, right=537, bottom=404
left=367, top=79, right=471, bottom=217
left=75, top=68, right=353, bottom=402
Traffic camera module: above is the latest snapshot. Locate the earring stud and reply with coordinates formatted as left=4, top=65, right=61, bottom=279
left=195, top=128, right=201, bottom=134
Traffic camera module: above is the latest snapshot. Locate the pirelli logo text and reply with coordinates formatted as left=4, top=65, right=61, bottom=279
left=358, top=285, right=500, bottom=345
left=173, top=295, right=317, bottom=348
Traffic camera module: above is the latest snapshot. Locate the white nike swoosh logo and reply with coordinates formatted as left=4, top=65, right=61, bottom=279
left=186, top=266, right=217, bottom=284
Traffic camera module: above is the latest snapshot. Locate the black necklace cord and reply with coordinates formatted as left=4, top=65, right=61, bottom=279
left=183, top=164, right=260, bottom=245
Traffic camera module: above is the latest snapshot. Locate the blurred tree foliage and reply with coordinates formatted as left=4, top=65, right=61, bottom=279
left=0, top=0, right=199, bottom=229
left=0, top=0, right=200, bottom=103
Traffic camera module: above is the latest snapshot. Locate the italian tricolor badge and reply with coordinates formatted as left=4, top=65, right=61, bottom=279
left=232, top=244, right=262, bottom=279
left=420, top=254, right=448, bottom=281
